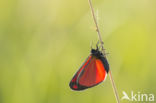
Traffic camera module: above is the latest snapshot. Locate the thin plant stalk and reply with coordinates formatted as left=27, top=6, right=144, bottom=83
left=88, top=0, right=120, bottom=103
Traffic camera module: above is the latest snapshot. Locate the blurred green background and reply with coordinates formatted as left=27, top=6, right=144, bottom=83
left=0, top=0, right=156, bottom=103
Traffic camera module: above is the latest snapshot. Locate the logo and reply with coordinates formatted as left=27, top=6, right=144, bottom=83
left=121, top=91, right=155, bottom=102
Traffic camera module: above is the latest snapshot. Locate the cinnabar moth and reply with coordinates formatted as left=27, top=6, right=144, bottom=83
left=69, top=47, right=109, bottom=91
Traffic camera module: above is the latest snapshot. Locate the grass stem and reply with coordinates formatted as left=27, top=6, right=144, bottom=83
left=88, top=0, right=120, bottom=102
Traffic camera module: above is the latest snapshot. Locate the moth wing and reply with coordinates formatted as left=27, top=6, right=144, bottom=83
left=69, top=55, right=93, bottom=90
left=78, top=56, right=107, bottom=87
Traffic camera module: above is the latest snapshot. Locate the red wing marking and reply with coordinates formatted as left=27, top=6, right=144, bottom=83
left=78, top=57, right=107, bottom=87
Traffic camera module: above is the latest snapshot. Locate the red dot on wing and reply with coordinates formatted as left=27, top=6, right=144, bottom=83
left=73, top=85, right=78, bottom=89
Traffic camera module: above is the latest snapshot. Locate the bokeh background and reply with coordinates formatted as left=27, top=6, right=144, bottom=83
left=0, top=0, right=156, bottom=103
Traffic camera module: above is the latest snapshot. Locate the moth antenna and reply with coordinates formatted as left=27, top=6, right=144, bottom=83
left=96, top=40, right=100, bottom=49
